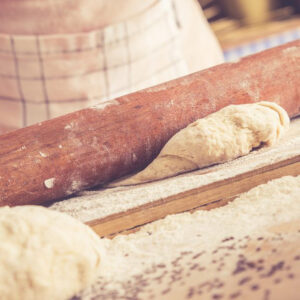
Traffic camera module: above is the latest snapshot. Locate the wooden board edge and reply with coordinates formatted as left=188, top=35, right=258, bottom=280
left=88, top=155, right=300, bottom=237
left=106, top=197, right=235, bottom=239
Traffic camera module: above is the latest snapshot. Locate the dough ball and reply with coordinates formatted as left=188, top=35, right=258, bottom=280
left=111, top=101, right=289, bottom=186
left=0, top=205, right=103, bottom=300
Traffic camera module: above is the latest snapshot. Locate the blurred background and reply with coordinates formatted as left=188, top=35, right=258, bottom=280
left=199, top=0, right=300, bottom=61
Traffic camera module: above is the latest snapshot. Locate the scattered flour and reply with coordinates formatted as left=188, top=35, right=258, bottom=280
left=96, top=175, right=300, bottom=281
left=44, top=178, right=55, bottom=189
left=79, top=175, right=300, bottom=299
left=91, top=99, right=120, bottom=111
left=39, top=151, right=47, bottom=158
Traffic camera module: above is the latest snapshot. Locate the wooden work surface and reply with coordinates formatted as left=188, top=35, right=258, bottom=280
left=50, top=117, right=300, bottom=237
left=79, top=221, right=300, bottom=300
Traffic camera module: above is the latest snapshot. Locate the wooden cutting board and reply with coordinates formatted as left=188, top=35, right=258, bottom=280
left=50, top=117, right=300, bottom=237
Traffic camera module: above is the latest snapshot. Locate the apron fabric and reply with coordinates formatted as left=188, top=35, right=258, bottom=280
left=0, top=0, right=188, bottom=128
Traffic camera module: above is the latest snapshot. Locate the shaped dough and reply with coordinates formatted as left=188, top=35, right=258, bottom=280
left=0, top=206, right=103, bottom=300
left=111, top=101, right=289, bottom=186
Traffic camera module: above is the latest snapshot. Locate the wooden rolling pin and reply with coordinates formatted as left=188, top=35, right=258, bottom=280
left=0, top=41, right=299, bottom=207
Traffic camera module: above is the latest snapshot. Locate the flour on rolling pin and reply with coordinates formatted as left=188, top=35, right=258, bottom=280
left=50, top=117, right=300, bottom=223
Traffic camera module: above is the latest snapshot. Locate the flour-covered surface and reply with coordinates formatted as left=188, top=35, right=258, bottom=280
left=72, top=175, right=300, bottom=299
left=50, top=118, right=300, bottom=223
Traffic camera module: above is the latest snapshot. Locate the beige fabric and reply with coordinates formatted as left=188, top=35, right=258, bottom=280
left=0, top=0, right=161, bottom=35
left=0, top=0, right=224, bottom=129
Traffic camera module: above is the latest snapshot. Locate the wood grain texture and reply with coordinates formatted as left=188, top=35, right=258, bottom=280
left=0, top=41, right=299, bottom=206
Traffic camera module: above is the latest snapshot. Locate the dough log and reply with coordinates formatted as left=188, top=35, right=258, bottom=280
left=110, top=102, right=289, bottom=186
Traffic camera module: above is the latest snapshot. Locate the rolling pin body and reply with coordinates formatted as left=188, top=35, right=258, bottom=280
left=0, top=41, right=299, bottom=206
